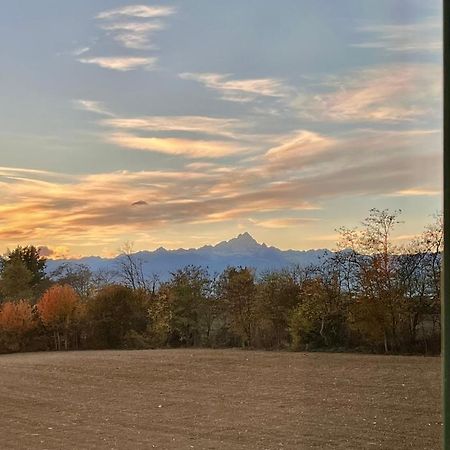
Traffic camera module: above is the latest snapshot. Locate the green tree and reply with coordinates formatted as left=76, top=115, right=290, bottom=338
left=164, top=266, right=212, bottom=347
left=87, top=285, right=149, bottom=348
left=0, top=259, right=33, bottom=301
left=1, top=246, right=49, bottom=300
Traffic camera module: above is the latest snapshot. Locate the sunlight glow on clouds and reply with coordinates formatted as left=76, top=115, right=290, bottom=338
left=96, top=5, right=177, bottom=20
left=78, top=56, right=157, bottom=71
left=106, top=133, right=246, bottom=158
left=352, top=20, right=442, bottom=53
left=0, top=122, right=441, bottom=253
left=179, top=73, right=290, bottom=102
left=99, top=21, right=165, bottom=50
left=0, top=1, right=442, bottom=255
left=74, top=100, right=115, bottom=117
left=101, top=115, right=246, bottom=139
left=294, top=64, right=441, bottom=122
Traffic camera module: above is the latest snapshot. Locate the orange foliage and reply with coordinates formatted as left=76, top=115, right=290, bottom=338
left=0, top=300, right=36, bottom=334
left=37, top=285, right=80, bottom=328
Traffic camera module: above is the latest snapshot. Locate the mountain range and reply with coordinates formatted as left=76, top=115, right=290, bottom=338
left=46, top=232, right=331, bottom=280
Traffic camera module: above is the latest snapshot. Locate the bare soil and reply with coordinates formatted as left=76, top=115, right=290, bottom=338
left=0, top=349, right=441, bottom=449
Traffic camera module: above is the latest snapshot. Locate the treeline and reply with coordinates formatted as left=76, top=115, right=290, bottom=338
left=0, top=209, right=442, bottom=355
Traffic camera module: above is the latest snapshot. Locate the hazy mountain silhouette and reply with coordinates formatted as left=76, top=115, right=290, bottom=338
left=46, top=233, right=331, bottom=280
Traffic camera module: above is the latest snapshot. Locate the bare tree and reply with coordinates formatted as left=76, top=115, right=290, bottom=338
left=116, top=242, right=156, bottom=292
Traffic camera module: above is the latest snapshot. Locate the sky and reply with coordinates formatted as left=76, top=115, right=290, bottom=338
left=0, top=0, right=443, bottom=258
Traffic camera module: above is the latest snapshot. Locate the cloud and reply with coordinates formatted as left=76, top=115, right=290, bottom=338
left=250, top=217, right=318, bottom=229
left=37, top=245, right=70, bottom=259
left=264, top=130, right=335, bottom=172
left=179, top=72, right=289, bottom=102
left=99, top=21, right=164, bottom=49
left=74, top=99, right=115, bottom=116
left=76, top=5, right=176, bottom=69
left=0, top=124, right=440, bottom=253
left=388, top=188, right=441, bottom=197
left=72, top=46, right=90, bottom=56
left=293, top=64, right=441, bottom=123
left=37, top=245, right=53, bottom=257
left=101, top=115, right=246, bottom=138
left=131, top=200, right=149, bottom=206
left=352, top=20, right=442, bottom=53
left=78, top=56, right=157, bottom=71
left=94, top=4, right=176, bottom=53
left=96, top=5, right=176, bottom=20
left=75, top=102, right=255, bottom=159
left=106, top=133, right=244, bottom=158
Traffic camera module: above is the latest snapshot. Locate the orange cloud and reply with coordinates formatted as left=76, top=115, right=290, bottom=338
left=106, top=133, right=245, bottom=158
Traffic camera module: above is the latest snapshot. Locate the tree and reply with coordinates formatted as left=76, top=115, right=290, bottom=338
left=0, top=246, right=50, bottom=300
left=336, top=209, right=405, bottom=352
left=0, top=260, right=33, bottom=301
left=217, top=267, right=256, bottom=347
left=87, top=285, right=149, bottom=348
left=37, top=285, right=82, bottom=350
left=164, top=266, right=213, bottom=347
left=397, top=214, right=442, bottom=352
left=255, top=270, right=300, bottom=349
left=50, top=263, right=94, bottom=298
left=115, top=242, right=149, bottom=291
left=0, top=300, right=36, bottom=352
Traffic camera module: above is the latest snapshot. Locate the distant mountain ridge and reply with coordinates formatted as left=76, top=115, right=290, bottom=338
left=46, top=233, right=332, bottom=280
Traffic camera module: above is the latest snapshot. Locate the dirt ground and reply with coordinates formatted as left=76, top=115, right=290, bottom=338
left=0, top=349, right=441, bottom=450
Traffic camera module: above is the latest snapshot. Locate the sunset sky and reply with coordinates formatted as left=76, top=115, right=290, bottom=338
left=0, top=0, right=442, bottom=258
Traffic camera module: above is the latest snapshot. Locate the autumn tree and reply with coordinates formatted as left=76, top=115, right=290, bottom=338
left=255, top=270, right=300, bottom=348
left=37, top=285, right=82, bottom=350
left=217, top=267, right=256, bottom=347
left=147, top=284, right=173, bottom=346
left=397, top=214, right=442, bottom=352
left=335, top=209, right=407, bottom=352
left=0, top=300, right=36, bottom=352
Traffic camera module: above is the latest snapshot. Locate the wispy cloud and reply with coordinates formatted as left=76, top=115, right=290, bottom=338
left=352, top=20, right=442, bottom=53
left=249, top=217, right=318, bottom=229
left=74, top=101, right=263, bottom=158
left=106, top=133, right=244, bottom=158
left=97, top=3, right=175, bottom=52
left=78, top=56, right=157, bottom=71
left=293, top=64, right=441, bottom=122
left=101, top=115, right=246, bottom=138
left=99, top=21, right=164, bottom=49
left=74, top=99, right=115, bottom=117
left=72, top=46, right=90, bottom=56
left=96, top=5, right=176, bottom=20
left=388, top=188, right=441, bottom=197
left=0, top=124, right=440, bottom=252
left=76, top=4, right=176, bottom=70
left=179, top=72, right=289, bottom=102
left=264, top=130, right=335, bottom=172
